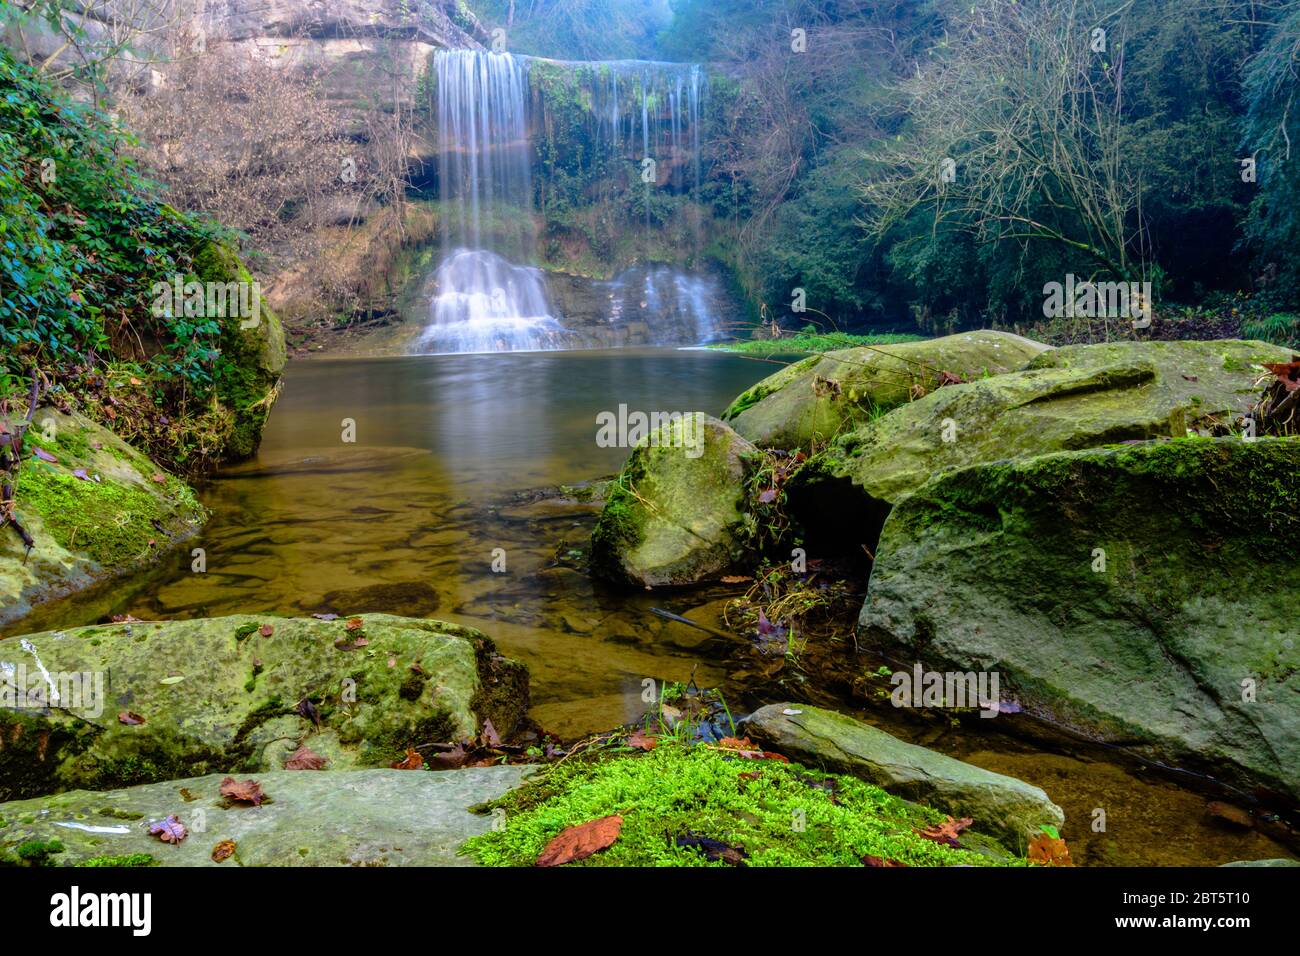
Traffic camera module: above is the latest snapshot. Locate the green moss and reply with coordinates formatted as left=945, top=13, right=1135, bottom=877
left=589, top=455, right=650, bottom=571
left=463, top=744, right=1017, bottom=867
left=16, top=465, right=201, bottom=568
left=76, top=853, right=156, bottom=868
left=13, top=839, right=64, bottom=865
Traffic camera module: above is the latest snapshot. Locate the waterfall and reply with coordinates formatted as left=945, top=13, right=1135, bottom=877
left=415, top=50, right=723, bottom=355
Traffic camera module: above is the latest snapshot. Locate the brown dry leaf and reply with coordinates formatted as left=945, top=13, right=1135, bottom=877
left=258, top=624, right=274, bottom=638
left=117, top=711, right=146, bottom=726
left=480, top=718, right=501, bottom=747
left=392, top=747, right=424, bottom=770
left=211, top=840, right=237, bottom=863
left=862, top=854, right=909, bottom=867
left=1206, top=801, right=1253, bottom=829
left=626, top=729, right=658, bottom=751
left=1028, top=832, right=1073, bottom=867
left=535, top=815, right=623, bottom=867
left=716, top=736, right=789, bottom=762
left=1262, top=359, right=1300, bottom=392
left=219, top=776, right=265, bottom=806
left=345, top=617, right=364, bottom=631
left=720, top=575, right=752, bottom=584
left=916, top=816, right=973, bottom=847
left=432, top=743, right=468, bottom=769
left=284, top=744, right=328, bottom=770
left=150, top=472, right=165, bottom=484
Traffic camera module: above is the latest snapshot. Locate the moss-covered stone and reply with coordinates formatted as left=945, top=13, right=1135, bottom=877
left=859, top=437, right=1300, bottom=803
left=0, top=767, right=536, bottom=867
left=590, top=415, right=756, bottom=587
left=827, top=338, right=1293, bottom=506
left=0, top=614, right=529, bottom=800
left=723, top=331, right=1051, bottom=450
left=191, top=240, right=287, bottom=461
left=0, top=409, right=206, bottom=631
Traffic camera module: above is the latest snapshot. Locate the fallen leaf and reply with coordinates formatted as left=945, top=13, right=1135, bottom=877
left=211, top=840, right=236, bottom=863
left=392, top=747, right=424, bottom=770
left=150, top=473, right=165, bottom=484
left=129, top=377, right=142, bottom=386
left=431, top=743, right=468, bottom=769
left=720, top=575, right=752, bottom=584
left=675, top=833, right=748, bottom=866
left=345, top=617, right=364, bottom=631
left=626, top=729, right=658, bottom=751
left=219, top=777, right=265, bottom=806
left=862, top=854, right=909, bottom=867
left=1206, top=801, right=1253, bottom=829
left=284, top=744, right=328, bottom=770
left=716, top=736, right=789, bottom=762
left=71, top=468, right=90, bottom=481
left=31, top=447, right=57, bottom=463
left=311, top=613, right=339, bottom=621
left=480, top=718, right=501, bottom=747
left=536, top=815, right=623, bottom=866
left=295, top=698, right=322, bottom=729
left=258, top=624, right=274, bottom=638
left=1262, top=359, right=1300, bottom=392
left=117, top=711, right=146, bottom=726
left=148, top=815, right=187, bottom=844
left=916, top=816, right=973, bottom=847
left=1028, top=831, right=1073, bottom=866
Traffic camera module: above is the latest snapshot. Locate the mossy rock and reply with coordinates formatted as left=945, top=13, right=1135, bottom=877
left=0, top=767, right=535, bottom=867
left=723, top=330, right=1051, bottom=450
left=0, top=614, right=529, bottom=800
left=0, top=409, right=205, bottom=631
left=191, top=240, right=287, bottom=461
left=464, top=742, right=1024, bottom=866
left=859, top=437, right=1300, bottom=803
left=590, top=415, right=756, bottom=587
left=827, top=338, right=1293, bottom=506
left=742, top=704, right=1063, bottom=850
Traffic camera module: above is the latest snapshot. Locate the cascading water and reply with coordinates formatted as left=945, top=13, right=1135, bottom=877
left=414, top=50, right=727, bottom=354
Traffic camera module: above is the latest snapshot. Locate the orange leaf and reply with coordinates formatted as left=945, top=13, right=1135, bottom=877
left=626, top=729, right=658, bottom=751
left=862, top=854, right=909, bottom=867
left=211, top=840, right=237, bottom=863
left=345, top=617, right=364, bottom=631
left=219, top=776, right=265, bottom=806
left=1028, top=833, right=1073, bottom=866
left=915, top=815, right=972, bottom=847
left=392, top=747, right=423, bottom=770
left=535, top=815, right=623, bottom=867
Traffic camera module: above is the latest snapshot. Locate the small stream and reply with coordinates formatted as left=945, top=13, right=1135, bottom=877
left=18, top=348, right=1295, bottom=865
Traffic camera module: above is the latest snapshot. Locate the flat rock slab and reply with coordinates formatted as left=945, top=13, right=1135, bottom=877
left=743, top=703, right=1063, bottom=849
left=0, top=767, right=535, bottom=867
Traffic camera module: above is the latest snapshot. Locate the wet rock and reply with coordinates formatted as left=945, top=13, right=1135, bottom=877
left=860, top=437, right=1300, bottom=803
left=723, top=330, right=1050, bottom=451
left=1220, top=858, right=1300, bottom=866
left=0, top=767, right=535, bottom=867
left=743, top=703, right=1063, bottom=849
left=0, top=614, right=528, bottom=800
left=591, top=415, right=756, bottom=587
left=826, top=339, right=1291, bottom=506
left=0, top=409, right=206, bottom=632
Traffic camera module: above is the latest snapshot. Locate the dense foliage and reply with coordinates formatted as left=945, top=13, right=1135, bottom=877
left=0, top=47, right=225, bottom=384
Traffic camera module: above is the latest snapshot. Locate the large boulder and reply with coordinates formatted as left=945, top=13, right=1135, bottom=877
left=591, top=415, right=756, bottom=587
left=743, top=704, right=1063, bottom=848
left=191, top=240, right=287, bottom=461
left=0, top=766, right=534, bottom=867
left=0, top=614, right=529, bottom=800
left=722, top=331, right=1050, bottom=451
left=827, top=339, right=1291, bottom=506
left=0, top=409, right=206, bottom=632
left=859, top=437, right=1300, bottom=803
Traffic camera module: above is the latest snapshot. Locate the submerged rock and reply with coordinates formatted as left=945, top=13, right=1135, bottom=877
left=0, top=409, right=206, bottom=632
left=743, top=704, right=1063, bottom=848
left=860, top=437, right=1300, bottom=803
left=0, top=767, right=535, bottom=867
left=591, top=415, right=756, bottom=587
left=0, top=614, right=528, bottom=800
left=723, top=330, right=1050, bottom=451
left=826, top=338, right=1290, bottom=506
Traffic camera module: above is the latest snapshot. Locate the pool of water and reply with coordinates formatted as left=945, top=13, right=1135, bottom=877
left=13, top=347, right=1295, bottom=865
